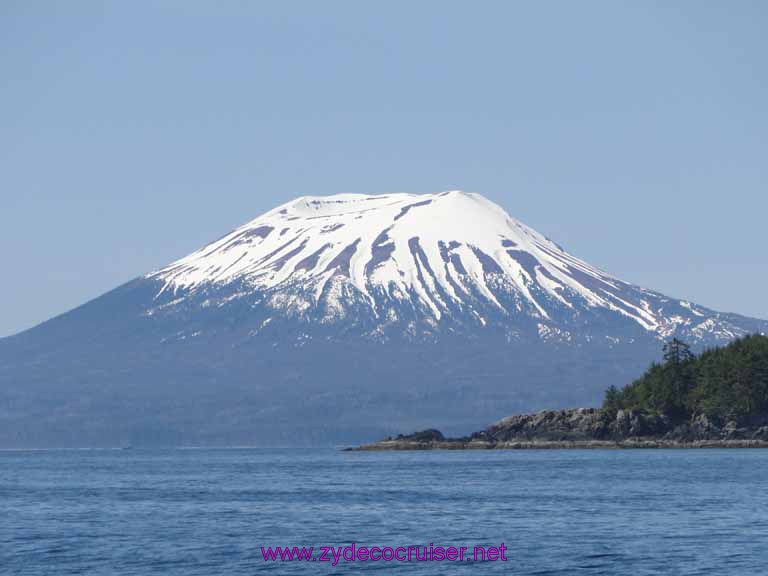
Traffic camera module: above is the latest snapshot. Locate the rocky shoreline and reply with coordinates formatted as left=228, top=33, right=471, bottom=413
left=346, top=408, right=768, bottom=451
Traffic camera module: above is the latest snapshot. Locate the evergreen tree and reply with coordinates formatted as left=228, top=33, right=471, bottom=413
left=663, top=338, right=693, bottom=364
left=603, top=385, right=621, bottom=414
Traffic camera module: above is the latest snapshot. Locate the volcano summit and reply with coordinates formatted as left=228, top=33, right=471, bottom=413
left=1, top=191, right=765, bottom=447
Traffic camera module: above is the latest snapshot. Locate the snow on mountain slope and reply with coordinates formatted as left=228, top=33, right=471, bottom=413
left=147, top=191, right=759, bottom=343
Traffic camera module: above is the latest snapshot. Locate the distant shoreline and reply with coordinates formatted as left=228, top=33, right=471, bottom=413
left=346, top=439, right=768, bottom=451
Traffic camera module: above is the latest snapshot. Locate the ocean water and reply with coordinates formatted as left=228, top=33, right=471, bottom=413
left=2, top=448, right=768, bottom=575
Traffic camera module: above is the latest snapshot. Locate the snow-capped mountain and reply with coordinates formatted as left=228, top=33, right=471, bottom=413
left=147, top=190, right=753, bottom=344
left=0, top=191, right=765, bottom=448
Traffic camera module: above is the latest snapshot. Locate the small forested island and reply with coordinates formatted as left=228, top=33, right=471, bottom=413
left=349, top=334, right=768, bottom=450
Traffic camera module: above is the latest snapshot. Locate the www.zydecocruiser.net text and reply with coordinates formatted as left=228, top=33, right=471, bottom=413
left=261, top=543, right=509, bottom=565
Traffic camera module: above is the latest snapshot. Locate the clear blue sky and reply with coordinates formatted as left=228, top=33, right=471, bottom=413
left=1, top=1, right=766, bottom=337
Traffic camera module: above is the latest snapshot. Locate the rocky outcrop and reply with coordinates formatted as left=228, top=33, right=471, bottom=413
left=347, top=408, right=768, bottom=450
left=482, top=408, right=614, bottom=441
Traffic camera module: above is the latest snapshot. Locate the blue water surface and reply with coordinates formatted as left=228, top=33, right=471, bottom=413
left=2, top=448, right=767, bottom=575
